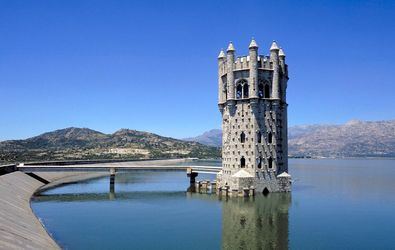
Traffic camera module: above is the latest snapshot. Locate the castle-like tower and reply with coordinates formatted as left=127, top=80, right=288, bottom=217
left=216, top=39, right=291, bottom=195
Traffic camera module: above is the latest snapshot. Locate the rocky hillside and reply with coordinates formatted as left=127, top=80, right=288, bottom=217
left=288, top=120, right=395, bottom=157
left=0, top=127, right=220, bottom=164
left=185, top=120, right=395, bottom=158
left=184, top=129, right=222, bottom=147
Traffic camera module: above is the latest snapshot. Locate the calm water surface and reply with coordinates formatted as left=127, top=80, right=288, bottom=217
left=31, top=159, right=395, bottom=249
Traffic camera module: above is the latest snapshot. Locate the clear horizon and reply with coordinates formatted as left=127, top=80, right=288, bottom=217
left=1, top=0, right=395, bottom=140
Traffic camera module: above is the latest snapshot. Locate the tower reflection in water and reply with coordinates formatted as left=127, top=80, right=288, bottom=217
left=221, top=194, right=291, bottom=250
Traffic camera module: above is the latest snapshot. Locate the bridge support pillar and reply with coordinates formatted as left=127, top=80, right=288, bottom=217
left=109, top=168, right=116, bottom=199
left=186, top=168, right=198, bottom=185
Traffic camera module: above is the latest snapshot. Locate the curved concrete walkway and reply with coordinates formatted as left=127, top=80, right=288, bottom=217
left=0, top=171, right=110, bottom=249
left=0, top=171, right=60, bottom=249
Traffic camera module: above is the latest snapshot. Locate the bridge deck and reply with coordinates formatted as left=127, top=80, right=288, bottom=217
left=18, top=163, right=222, bottom=174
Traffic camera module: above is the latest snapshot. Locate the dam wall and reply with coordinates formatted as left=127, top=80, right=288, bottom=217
left=0, top=171, right=60, bottom=249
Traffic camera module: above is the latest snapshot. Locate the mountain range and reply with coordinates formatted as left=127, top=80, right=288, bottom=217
left=184, top=120, right=395, bottom=158
left=1, top=119, right=394, bottom=164
left=0, top=127, right=220, bottom=164
left=184, top=129, right=222, bottom=148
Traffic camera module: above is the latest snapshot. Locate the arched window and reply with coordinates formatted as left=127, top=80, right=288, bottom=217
left=257, top=131, right=262, bottom=143
left=258, top=83, right=264, bottom=98
left=257, top=157, right=262, bottom=169
left=241, top=157, right=246, bottom=168
left=236, top=84, right=243, bottom=99
left=268, top=132, right=272, bottom=144
left=268, top=157, right=273, bottom=169
left=243, top=84, right=249, bottom=98
left=235, top=80, right=248, bottom=99
left=264, top=84, right=270, bottom=98
left=240, top=132, right=246, bottom=143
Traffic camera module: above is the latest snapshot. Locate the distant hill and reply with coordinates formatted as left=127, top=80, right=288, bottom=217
left=184, top=129, right=222, bottom=147
left=288, top=120, right=395, bottom=157
left=0, top=127, right=220, bottom=164
left=184, top=120, right=395, bottom=158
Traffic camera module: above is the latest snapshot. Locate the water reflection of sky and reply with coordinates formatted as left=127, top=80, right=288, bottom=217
left=33, top=159, right=395, bottom=249
left=42, top=171, right=216, bottom=195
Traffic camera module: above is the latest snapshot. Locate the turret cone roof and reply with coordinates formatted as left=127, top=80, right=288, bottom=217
left=279, top=48, right=286, bottom=57
left=218, top=49, right=225, bottom=59
left=249, top=38, right=258, bottom=49
left=270, top=41, right=280, bottom=51
left=227, top=42, right=235, bottom=52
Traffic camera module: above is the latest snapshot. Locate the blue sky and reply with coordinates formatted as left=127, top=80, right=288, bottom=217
left=1, top=0, right=394, bottom=140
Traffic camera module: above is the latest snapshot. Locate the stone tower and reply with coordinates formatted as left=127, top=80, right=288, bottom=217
left=216, top=39, right=291, bottom=196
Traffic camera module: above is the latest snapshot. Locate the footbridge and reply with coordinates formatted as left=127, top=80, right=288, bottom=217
left=15, top=159, right=222, bottom=190
left=17, top=164, right=221, bottom=174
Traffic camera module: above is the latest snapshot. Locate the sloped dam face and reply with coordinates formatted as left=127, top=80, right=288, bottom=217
left=32, top=159, right=395, bottom=249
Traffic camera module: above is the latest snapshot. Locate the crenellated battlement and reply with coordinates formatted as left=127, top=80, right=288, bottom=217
left=218, top=40, right=288, bottom=105
left=219, top=55, right=275, bottom=76
left=234, top=56, right=249, bottom=70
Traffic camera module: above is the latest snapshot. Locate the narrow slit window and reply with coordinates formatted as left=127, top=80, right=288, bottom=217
left=240, top=132, right=246, bottom=143
left=241, top=157, right=246, bottom=168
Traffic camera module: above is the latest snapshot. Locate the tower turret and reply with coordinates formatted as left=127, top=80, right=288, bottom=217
left=218, top=49, right=226, bottom=104
left=279, top=47, right=287, bottom=100
left=249, top=38, right=259, bottom=98
left=279, top=48, right=286, bottom=75
left=226, top=42, right=235, bottom=102
left=278, top=47, right=288, bottom=174
left=270, top=41, right=280, bottom=100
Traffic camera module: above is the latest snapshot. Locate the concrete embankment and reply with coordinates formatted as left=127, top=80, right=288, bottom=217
left=0, top=171, right=108, bottom=250
left=0, top=158, right=191, bottom=249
